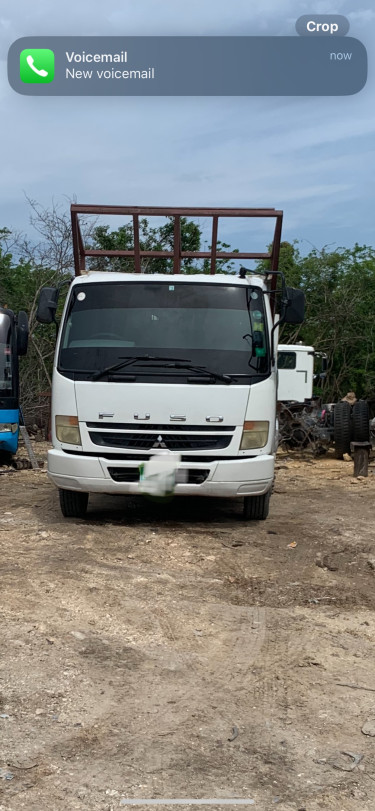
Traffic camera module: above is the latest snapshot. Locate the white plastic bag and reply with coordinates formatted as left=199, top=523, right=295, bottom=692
left=139, top=452, right=181, bottom=498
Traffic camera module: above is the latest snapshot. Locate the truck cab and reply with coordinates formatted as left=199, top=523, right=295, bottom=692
left=277, top=344, right=314, bottom=403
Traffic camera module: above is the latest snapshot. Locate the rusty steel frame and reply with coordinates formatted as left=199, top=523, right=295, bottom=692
left=70, top=205, right=283, bottom=297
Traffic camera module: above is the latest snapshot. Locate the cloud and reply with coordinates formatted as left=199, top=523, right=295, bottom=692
left=0, top=0, right=374, bottom=252
left=347, top=9, right=375, bottom=24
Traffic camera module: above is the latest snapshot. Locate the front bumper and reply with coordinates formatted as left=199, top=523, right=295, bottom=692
left=0, top=430, right=18, bottom=455
left=48, top=449, right=274, bottom=498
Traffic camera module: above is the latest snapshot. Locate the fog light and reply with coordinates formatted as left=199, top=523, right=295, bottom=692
left=240, top=420, right=269, bottom=449
left=0, top=423, right=18, bottom=433
left=55, top=415, right=81, bottom=445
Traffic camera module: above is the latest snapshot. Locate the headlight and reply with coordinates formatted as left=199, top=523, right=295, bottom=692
left=0, top=423, right=18, bottom=433
left=55, top=415, right=81, bottom=445
left=240, top=420, right=269, bottom=449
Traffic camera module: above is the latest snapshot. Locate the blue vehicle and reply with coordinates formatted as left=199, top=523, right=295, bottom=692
left=0, top=307, right=28, bottom=461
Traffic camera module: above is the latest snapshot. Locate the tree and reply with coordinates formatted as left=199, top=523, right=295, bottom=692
left=90, top=216, right=201, bottom=273
left=258, top=241, right=375, bottom=400
left=0, top=231, right=56, bottom=425
left=90, top=217, right=238, bottom=274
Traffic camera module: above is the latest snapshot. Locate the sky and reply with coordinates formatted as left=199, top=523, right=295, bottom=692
left=0, top=0, right=374, bottom=256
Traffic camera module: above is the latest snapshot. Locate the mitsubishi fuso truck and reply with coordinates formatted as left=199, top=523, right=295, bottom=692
left=36, top=205, right=304, bottom=520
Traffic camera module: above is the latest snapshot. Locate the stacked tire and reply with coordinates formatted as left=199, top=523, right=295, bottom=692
left=334, top=399, right=370, bottom=459
left=352, top=400, right=370, bottom=443
left=333, top=401, right=351, bottom=459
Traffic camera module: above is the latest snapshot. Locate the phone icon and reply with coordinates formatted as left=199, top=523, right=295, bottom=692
left=19, top=49, right=55, bottom=84
left=26, top=55, right=48, bottom=77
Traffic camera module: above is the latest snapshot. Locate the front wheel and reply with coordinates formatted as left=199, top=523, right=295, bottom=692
left=243, top=490, right=270, bottom=521
left=0, top=451, right=13, bottom=467
left=59, top=488, right=88, bottom=518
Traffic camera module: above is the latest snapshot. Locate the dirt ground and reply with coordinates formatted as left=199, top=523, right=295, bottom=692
left=1, top=448, right=375, bottom=811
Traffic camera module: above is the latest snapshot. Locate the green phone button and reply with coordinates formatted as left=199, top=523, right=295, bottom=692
left=20, top=49, right=55, bottom=84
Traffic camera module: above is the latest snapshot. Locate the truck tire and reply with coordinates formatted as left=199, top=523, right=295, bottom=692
left=352, top=400, right=370, bottom=443
left=59, top=488, right=88, bottom=518
left=333, top=400, right=352, bottom=459
left=243, top=490, right=270, bottom=521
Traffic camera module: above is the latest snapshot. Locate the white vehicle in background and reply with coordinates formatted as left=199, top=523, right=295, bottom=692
left=277, top=343, right=371, bottom=456
left=36, top=205, right=304, bottom=521
left=277, top=344, right=315, bottom=403
left=277, top=344, right=331, bottom=451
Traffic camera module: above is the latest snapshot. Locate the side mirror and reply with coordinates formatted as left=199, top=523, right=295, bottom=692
left=282, top=287, right=305, bottom=324
left=16, top=311, right=29, bottom=356
left=36, top=287, right=59, bottom=325
left=313, top=371, right=327, bottom=385
left=313, top=352, right=328, bottom=384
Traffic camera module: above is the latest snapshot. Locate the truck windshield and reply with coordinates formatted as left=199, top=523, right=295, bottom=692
left=0, top=312, right=13, bottom=395
left=58, top=282, right=269, bottom=383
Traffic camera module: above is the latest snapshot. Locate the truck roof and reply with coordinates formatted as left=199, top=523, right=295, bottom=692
left=71, top=272, right=268, bottom=290
left=278, top=344, right=314, bottom=352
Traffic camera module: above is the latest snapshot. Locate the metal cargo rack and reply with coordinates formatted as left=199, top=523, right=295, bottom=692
left=71, top=204, right=283, bottom=273
left=71, top=204, right=283, bottom=309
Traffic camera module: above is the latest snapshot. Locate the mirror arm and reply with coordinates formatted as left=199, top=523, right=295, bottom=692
left=270, top=286, right=288, bottom=365
left=270, top=316, right=283, bottom=366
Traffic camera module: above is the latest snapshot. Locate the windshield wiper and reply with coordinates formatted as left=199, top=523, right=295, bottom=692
left=92, top=356, right=233, bottom=384
left=91, top=354, right=191, bottom=381
left=166, top=362, right=233, bottom=384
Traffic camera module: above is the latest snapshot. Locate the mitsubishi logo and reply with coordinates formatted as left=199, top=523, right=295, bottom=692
left=152, top=434, right=167, bottom=449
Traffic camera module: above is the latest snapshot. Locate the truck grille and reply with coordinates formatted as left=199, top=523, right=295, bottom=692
left=108, top=467, right=210, bottom=484
left=89, top=431, right=232, bottom=451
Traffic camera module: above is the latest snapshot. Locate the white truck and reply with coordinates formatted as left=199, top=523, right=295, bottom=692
left=36, top=205, right=304, bottom=520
